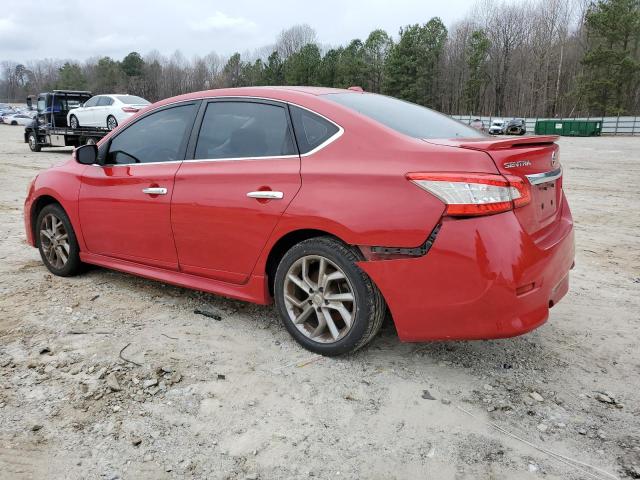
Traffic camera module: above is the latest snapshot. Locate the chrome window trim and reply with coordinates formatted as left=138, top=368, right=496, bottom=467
left=526, top=166, right=563, bottom=185
left=90, top=95, right=344, bottom=168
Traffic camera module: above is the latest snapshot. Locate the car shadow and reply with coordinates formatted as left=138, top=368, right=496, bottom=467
left=76, top=264, right=557, bottom=373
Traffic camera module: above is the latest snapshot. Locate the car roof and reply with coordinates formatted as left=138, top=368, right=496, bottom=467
left=152, top=86, right=358, bottom=107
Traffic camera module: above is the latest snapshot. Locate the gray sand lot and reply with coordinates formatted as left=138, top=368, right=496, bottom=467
left=0, top=124, right=638, bottom=479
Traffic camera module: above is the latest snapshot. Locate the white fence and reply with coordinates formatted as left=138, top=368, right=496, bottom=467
left=452, top=115, right=640, bottom=136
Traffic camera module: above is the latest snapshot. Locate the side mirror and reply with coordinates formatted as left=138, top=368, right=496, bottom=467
left=75, top=144, right=98, bottom=165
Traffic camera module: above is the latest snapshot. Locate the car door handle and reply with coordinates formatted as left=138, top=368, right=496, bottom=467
left=246, top=191, right=284, bottom=200
left=142, top=187, right=168, bottom=195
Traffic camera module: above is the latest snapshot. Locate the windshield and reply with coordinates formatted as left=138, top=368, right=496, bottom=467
left=322, top=92, right=483, bottom=139
left=116, top=95, right=150, bottom=105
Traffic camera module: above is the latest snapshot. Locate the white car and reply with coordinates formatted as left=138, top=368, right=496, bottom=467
left=488, top=119, right=505, bottom=135
left=1, top=113, right=35, bottom=126
left=67, top=94, right=150, bottom=130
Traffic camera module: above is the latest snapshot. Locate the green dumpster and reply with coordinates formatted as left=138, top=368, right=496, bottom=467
left=535, top=119, right=602, bottom=136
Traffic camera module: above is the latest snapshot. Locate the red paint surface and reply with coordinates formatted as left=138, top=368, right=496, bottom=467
left=24, top=87, right=575, bottom=341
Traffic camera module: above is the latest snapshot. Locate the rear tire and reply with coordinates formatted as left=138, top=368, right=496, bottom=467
left=28, top=132, right=41, bottom=152
left=36, top=204, right=84, bottom=277
left=274, top=237, right=385, bottom=356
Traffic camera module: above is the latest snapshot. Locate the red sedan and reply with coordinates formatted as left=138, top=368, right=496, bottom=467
left=24, top=87, right=574, bottom=356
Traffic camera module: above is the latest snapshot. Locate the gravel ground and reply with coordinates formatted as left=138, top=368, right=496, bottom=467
left=0, top=124, right=639, bottom=480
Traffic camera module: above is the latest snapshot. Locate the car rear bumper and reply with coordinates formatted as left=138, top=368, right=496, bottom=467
left=358, top=195, right=575, bottom=341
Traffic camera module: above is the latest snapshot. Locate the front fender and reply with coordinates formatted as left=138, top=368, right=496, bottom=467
left=24, top=163, right=87, bottom=250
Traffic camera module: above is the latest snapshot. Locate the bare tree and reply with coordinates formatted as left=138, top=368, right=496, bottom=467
left=275, top=24, right=318, bottom=59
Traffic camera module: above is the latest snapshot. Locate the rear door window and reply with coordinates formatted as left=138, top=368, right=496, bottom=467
left=106, top=103, right=198, bottom=164
left=289, top=105, right=340, bottom=154
left=97, top=97, right=114, bottom=106
left=194, top=101, right=296, bottom=160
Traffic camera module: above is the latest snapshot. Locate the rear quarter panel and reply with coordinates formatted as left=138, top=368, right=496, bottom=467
left=253, top=103, right=500, bottom=274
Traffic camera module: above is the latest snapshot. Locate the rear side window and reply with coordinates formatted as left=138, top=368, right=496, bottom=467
left=323, top=93, right=483, bottom=139
left=116, top=95, right=150, bottom=105
left=195, top=101, right=296, bottom=159
left=107, top=104, right=197, bottom=164
left=97, top=97, right=114, bottom=106
left=289, top=105, right=340, bottom=154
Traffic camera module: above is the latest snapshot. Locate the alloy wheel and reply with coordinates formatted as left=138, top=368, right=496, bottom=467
left=283, top=255, right=356, bottom=343
left=107, top=116, right=117, bottom=130
left=40, top=213, right=70, bottom=269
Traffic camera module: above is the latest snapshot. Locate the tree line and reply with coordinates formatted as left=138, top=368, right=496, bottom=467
left=2, top=0, right=638, bottom=117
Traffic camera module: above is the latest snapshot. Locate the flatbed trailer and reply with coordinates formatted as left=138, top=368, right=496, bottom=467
left=23, top=90, right=110, bottom=152
left=24, top=124, right=109, bottom=152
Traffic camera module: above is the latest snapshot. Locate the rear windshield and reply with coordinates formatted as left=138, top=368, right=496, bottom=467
left=116, top=95, right=150, bottom=105
left=322, top=93, right=483, bottom=139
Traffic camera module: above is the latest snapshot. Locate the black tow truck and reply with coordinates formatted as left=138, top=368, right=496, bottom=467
left=24, top=90, right=109, bottom=152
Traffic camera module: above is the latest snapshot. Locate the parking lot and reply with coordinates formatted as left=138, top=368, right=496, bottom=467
left=0, top=124, right=638, bottom=479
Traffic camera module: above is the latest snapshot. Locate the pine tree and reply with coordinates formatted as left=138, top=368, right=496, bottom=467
left=364, top=30, right=393, bottom=92
left=264, top=52, right=285, bottom=85
left=579, top=0, right=640, bottom=115
left=284, top=44, right=321, bottom=85
left=57, top=63, right=87, bottom=90
left=384, top=19, right=448, bottom=106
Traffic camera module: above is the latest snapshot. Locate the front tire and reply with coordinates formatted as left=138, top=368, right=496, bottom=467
left=36, top=204, right=83, bottom=277
left=274, top=237, right=385, bottom=356
left=69, top=115, right=79, bottom=129
left=28, top=132, right=41, bottom=152
left=107, top=115, right=118, bottom=130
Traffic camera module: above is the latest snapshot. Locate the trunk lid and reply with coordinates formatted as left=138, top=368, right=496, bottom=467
left=426, top=136, right=562, bottom=237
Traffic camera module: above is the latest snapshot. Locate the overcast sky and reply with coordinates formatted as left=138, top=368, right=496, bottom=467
left=1, top=0, right=477, bottom=63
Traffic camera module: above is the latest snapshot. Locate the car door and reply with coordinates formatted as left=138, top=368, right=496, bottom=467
left=77, top=96, right=99, bottom=126
left=95, top=96, right=114, bottom=127
left=171, top=99, right=301, bottom=284
left=79, top=101, right=200, bottom=270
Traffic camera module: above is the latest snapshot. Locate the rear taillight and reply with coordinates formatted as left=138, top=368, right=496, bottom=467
left=121, top=107, right=139, bottom=113
left=407, top=172, right=530, bottom=216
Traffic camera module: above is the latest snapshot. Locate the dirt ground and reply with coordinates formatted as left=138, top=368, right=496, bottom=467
left=0, top=124, right=638, bottom=480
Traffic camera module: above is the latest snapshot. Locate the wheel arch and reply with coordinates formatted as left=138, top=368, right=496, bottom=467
left=30, top=194, right=64, bottom=247
left=264, top=228, right=353, bottom=296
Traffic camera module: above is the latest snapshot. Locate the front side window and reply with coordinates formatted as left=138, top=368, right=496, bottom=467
left=323, top=93, right=484, bottom=139
left=194, top=101, right=296, bottom=160
left=289, top=106, right=339, bottom=154
left=107, top=104, right=197, bottom=164
left=84, top=97, right=99, bottom=108
left=97, top=97, right=114, bottom=106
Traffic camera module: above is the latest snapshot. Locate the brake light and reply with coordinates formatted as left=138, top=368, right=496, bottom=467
left=407, top=172, right=530, bottom=216
left=121, top=107, right=139, bottom=113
